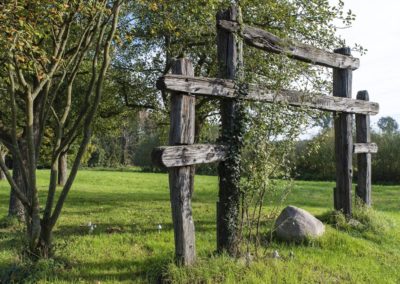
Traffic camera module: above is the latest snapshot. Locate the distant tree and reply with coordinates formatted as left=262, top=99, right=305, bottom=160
left=294, top=129, right=336, bottom=181
left=378, top=116, right=398, bottom=134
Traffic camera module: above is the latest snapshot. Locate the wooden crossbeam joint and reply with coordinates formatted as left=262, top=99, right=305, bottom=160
left=217, top=20, right=360, bottom=70
left=157, top=75, right=380, bottom=115
left=152, top=144, right=227, bottom=168
left=353, top=143, right=378, bottom=154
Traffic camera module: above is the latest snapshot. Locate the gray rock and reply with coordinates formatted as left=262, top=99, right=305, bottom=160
left=274, top=206, right=325, bottom=242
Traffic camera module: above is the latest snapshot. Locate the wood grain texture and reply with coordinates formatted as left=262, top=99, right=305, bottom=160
left=158, top=75, right=379, bottom=115
left=333, top=47, right=353, bottom=216
left=169, top=166, right=196, bottom=265
left=218, top=20, right=360, bottom=70
left=169, top=64, right=195, bottom=145
left=355, top=90, right=373, bottom=206
left=216, top=6, right=242, bottom=255
left=168, top=58, right=196, bottom=265
left=152, top=144, right=227, bottom=168
left=353, top=143, right=378, bottom=154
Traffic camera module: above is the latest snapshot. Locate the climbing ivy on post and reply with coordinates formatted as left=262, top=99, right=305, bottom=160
left=216, top=5, right=246, bottom=256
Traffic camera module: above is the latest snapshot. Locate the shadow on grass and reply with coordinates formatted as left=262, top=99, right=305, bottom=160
left=55, top=220, right=217, bottom=238
left=1, top=255, right=172, bottom=283
left=57, top=256, right=171, bottom=283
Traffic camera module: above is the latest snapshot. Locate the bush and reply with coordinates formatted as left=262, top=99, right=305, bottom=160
left=294, top=129, right=335, bottom=181
left=371, top=132, right=400, bottom=183
left=294, top=129, right=400, bottom=183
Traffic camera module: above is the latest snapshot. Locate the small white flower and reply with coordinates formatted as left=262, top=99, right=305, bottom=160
left=157, top=224, right=162, bottom=234
left=87, top=221, right=96, bottom=234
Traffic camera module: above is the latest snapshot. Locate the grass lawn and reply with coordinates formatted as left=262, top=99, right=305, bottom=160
left=0, top=170, right=399, bottom=283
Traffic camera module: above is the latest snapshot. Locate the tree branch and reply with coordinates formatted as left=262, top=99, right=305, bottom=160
left=50, top=0, right=122, bottom=228
left=0, top=153, right=31, bottom=209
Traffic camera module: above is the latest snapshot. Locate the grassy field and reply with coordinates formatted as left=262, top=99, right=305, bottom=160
left=0, top=170, right=399, bottom=283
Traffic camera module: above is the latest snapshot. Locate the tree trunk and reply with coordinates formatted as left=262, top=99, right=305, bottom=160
left=8, top=162, right=25, bottom=221
left=58, top=152, right=68, bottom=186
left=38, top=220, right=53, bottom=258
left=0, top=152, right=5, bottom=180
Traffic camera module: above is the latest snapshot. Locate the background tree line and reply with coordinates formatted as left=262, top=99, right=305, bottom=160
left=295, top=116, right=400, bottom=183
left=6, top=114, right=396, bottom=185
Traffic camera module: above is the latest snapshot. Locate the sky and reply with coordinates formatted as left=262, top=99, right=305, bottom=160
left=332, top=0, right=400, bottom=127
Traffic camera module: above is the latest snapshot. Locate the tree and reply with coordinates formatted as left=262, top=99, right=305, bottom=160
left=0, top=144, right=6, bottom=180
left=378, top=116, right=398, bottom=134
left=0, top=0, right=123, bottom=258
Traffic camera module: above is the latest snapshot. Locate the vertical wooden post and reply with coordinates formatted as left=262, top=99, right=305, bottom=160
left=168, top=58, right=196, bottom=265
left=216, top=5, right=243, bottom=255
left=356, top=90, right=372, bottom=206
left=333, top=47, right=353, bottom=216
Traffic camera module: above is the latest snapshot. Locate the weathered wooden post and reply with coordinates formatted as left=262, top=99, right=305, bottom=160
left=333, top=47, right=353, bottom=216
left=168, top=58, right=196, bottom=265
left=356, top=90, right=372, bottom=206
left=216, top=6, right=243, bottom=255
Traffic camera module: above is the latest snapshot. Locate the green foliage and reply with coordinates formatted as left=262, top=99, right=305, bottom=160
left=371, top=130, right=400, bottom=183
left=377, top=116, right=398, bottom=134
left=295, top=128, right=335, bottom=181
left=294, top=123, right=400, bottom=183
left=133, top=134, right=161, bottom=169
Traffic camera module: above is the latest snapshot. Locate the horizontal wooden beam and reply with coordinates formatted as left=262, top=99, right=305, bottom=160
left=152, top=144, right=227, bottom=168
left=353, top=143, right=378, bottom=154
left=158, top=75, right=379, bottom=115
left=218, top=20, right=360, bottom=70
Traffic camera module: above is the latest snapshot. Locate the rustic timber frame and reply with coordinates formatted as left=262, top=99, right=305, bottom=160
left=152, top=6, right=379, bottom=265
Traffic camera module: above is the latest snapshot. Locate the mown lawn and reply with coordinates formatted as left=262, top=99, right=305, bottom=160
left=0, top=170, right=399, bottom=283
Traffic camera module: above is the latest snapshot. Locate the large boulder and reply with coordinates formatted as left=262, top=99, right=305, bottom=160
left=274, top=206, right=325, bottom=242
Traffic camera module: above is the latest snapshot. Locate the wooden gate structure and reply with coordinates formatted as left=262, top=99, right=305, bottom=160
left=153, top=6, right=379, bottom=265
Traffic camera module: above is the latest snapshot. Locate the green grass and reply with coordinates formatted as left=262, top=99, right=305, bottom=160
left=0, top=170, right=399, bottom=283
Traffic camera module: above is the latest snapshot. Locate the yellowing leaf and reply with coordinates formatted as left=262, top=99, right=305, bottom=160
left=149, top=3, right=158, bottom=11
